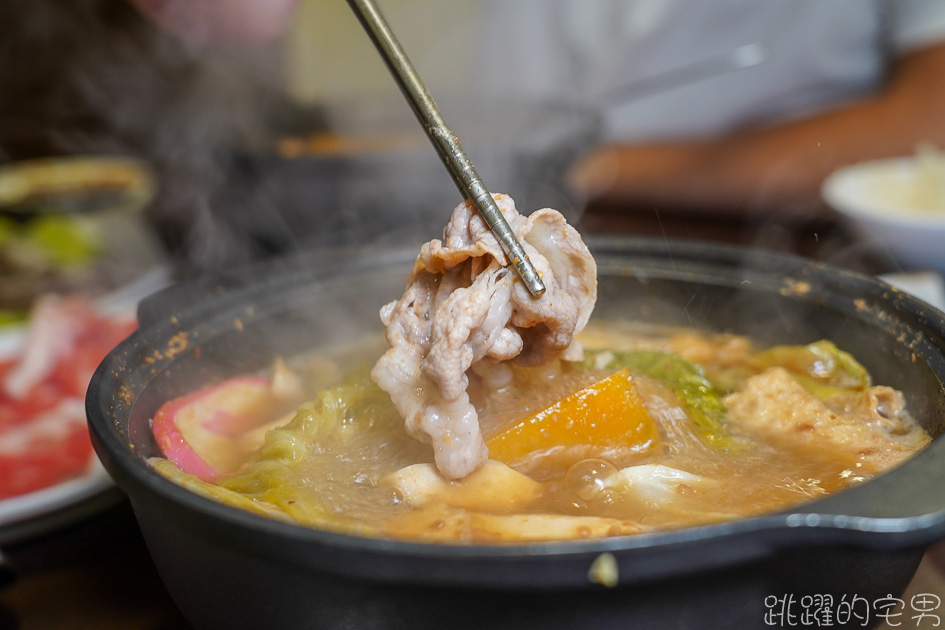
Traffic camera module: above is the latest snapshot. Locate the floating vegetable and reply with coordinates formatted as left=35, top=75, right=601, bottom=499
left=216, top=376, right=400, bottom=535
left=587, top=350, right=733, bottom=448
left=754, top=339, right=871, bottom=398
left=485, top=368, right=658, bottom=464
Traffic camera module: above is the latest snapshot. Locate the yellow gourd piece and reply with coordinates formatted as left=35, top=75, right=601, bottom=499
left=485, top=368, right=658, bottom=463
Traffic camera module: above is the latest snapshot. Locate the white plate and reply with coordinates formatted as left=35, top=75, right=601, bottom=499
left=0, top=461, right=116, bottom=543
left=0, top=267, right=169, bottom=545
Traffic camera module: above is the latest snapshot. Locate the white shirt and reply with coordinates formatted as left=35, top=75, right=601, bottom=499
left=473, top=0, right=945, bottom=142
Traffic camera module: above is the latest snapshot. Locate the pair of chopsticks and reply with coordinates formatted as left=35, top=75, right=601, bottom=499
left=346, top=0, right=546, bottom=298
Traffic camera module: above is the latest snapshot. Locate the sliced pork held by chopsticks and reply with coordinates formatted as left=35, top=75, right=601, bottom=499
left=372, top=194, right=597, bottom=479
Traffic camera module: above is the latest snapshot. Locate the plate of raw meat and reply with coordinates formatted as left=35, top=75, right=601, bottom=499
left=0, top=270, right=166, bottom=544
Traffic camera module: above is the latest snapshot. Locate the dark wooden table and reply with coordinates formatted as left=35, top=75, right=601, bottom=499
left=0, top=501, right=191, bottom=630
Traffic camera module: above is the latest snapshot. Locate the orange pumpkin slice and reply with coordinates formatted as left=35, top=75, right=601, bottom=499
left=485, top=368, right=658, bottom=464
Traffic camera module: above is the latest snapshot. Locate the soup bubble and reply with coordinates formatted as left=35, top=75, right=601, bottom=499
left=566, top=459, right=618, bottom=502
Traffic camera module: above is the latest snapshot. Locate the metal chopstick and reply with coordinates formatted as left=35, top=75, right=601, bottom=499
left=346, top=0, right=546, bottom=297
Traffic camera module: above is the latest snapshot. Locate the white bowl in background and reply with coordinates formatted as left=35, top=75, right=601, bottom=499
left=822, top=155, right=945, bottom=272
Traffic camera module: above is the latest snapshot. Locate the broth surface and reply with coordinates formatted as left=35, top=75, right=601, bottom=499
left=150, top=322, right=930, bottom=543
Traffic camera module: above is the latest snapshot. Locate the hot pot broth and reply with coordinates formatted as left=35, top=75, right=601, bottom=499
left=149, top=321, right=930, bottom=543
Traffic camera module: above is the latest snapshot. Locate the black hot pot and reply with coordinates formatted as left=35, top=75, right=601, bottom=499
left=87, top=238, right=945, bottom=630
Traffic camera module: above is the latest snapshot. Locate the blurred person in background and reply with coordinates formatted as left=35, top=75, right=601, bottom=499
left=551, top=2, right=945, bottom=212
left=469, top=0, right=945, bottom=262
